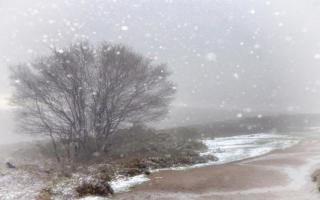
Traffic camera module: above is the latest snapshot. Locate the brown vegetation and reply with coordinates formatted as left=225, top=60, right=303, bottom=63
left=75, top=180, right=114, bottom=197
left=311, top=169, right=320, bottom=191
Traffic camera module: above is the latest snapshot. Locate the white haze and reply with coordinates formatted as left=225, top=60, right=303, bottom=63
left=1, top=0, right=320, bottom=142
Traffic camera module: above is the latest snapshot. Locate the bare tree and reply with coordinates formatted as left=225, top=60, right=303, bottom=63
left=10, top=42, right=175, bottom=162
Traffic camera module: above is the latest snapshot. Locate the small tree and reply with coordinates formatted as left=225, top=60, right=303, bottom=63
left=10, top=42, right=175, bottom=162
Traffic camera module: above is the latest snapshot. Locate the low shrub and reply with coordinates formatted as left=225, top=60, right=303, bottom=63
left=75, top=180, right=114, bottom=197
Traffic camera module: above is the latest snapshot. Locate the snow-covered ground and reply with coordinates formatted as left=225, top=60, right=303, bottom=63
left=0, top=133, right=300, bottom=200
left=0, top=168, right=47, bottom=200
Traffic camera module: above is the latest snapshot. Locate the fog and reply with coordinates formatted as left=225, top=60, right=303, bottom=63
left=1, top=0, right=320, bottom=142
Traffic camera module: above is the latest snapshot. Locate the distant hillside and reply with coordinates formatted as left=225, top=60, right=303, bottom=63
left=191, top=113, right=320, bottom=138
left=164, top=113, right=320, bottom=139
left=156, top=106, right=280, bottom=128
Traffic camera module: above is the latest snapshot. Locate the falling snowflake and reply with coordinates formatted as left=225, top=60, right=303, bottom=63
left=57, top=49, right=64, bottom=54
left=249, top=9, right=256, bottom=15
left=121, top=26, right=129, bottom=31
left=236, top=113, right=243, bottom=118
left=27, top=49, right=34, bottom=54
left=285, top=36, right=293, bottom=42
left=233, top=73, right=239, bottom=79
left=48, top=19, right=56, bottom=24
left=205, top=52, right=217, bottom=62
left=314, top=54, right=320, bottom=60
left=253, top=44, right=260, bottom=49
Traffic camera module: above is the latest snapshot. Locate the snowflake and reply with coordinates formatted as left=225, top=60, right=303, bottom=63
left=205, top=52, right=217, bottom=62
left=249, top=9, right=256, bottom=15
left=236, top=113, right=243, bottom=118
left=48, top=19, right=56, bottom=24
left=253, top=44, right=260, bottom=49
left=314, top=54, right=320, bottom=60
left=233, top=73, right=239, bottom=79
left=121, top=26, right=129, bottom=31
left=57, top=49, right=64, bottom=54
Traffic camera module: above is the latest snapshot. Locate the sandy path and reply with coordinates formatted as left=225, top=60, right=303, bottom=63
left=114, top=135, right=320, bottom=200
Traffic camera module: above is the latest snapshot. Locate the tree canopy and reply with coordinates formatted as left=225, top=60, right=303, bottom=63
left=10, top=42, right=175, bottom=162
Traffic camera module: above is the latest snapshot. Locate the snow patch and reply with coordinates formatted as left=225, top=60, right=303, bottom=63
left=80, top=196, right=109, bottom=200
left=201, top=133, right=300, bottom=164
left=109, top=174, right=150, bottom=193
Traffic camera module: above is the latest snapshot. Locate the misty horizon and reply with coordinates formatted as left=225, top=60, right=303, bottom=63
left=2, top=0, right=320, bottom=142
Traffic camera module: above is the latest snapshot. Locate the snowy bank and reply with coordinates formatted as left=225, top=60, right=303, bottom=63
left=201, top=133, right=300, bottom=164
left=109, top=174, right=150, bottom=193
left=153, top=133, right=300, bottom=171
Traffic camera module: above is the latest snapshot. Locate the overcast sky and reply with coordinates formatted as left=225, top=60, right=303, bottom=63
left=1, top=0, right=320, bottom=131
